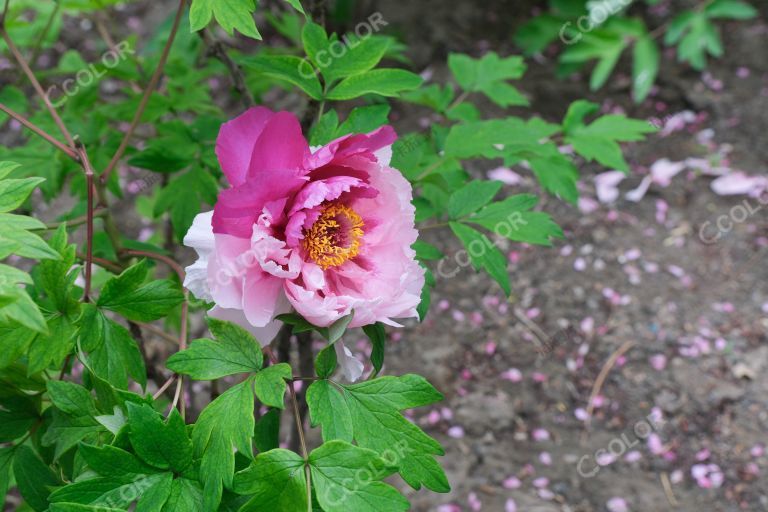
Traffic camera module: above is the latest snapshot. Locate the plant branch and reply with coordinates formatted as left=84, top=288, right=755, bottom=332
left=0, top=15, right=75, bottom=148
left=0, top=102, right=79, bottom=160
left=101, top=0, right=186, bottom=184
left=199, top=28, right=255, bottom=108
left=265, top=345, right=311, bottom=509
left=75, top=142, right=97, bottom=302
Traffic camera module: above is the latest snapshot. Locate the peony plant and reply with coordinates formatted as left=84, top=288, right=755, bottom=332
left=0, top=0, right=678, bottom=511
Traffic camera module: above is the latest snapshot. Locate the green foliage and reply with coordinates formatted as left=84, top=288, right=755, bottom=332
left=514, top=0, right=756, bottom=101
left=0, top=0, right=665, bottom=509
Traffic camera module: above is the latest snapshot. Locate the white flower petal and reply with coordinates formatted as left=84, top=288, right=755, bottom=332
left=334, top=341, right=364, bottom=382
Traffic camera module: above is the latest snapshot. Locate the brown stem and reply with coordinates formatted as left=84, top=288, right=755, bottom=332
left=0, top=20, right=75, bottom=148
left=76, top=143, right=96, bottom=302
left=199, top=29, right=255, bottom=108
left=120, top=249, right=186, bottom=282
left=100, top=0, right=187, bottom=184
left=0, top=102, right=78, bottom=160
left=153, top=374, right=177, bottom=399
left=38, top=208, right=108, bottom=231
left=28, top=0, right=61, bottom=67
left=264, top=345, right=311, bottom=507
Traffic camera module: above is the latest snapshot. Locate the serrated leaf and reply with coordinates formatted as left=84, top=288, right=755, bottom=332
left=13, top=445, right=61, bottom=511
left=447, top=180, right=502, bottom=219
left=127, top=404, right=193, bottom=472
left=233, top=449, right=307, bottom=511
left=469, top=195, right=564, bottom=246
left=0, top=176, right=45, bottom=212
left=192, top=379, right=255, bottom=511
left=309, top=440, right=408, bottom=512
left=343, top=375, right=449, bottom=492
left=633, top=36, right=659, bottom=103
left=449, top=222, right=510, bottom=295
left=448, top=52, right=528, bottom=107
left=79, top=304, right=146, bottom=389
left=326, top=69, right=423, bottom=100
left=97, top=260, right=184, bottom=322
left=167, top=317, right=263, bottom=380
left=253, top=363, right=291, bottom=408
left=243, top=54, right=323, bottom=100
left=306, top=380, right=353, bottom=442
left=189, top=0, right=261, bottom=39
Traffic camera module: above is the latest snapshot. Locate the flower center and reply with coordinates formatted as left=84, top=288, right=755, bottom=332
left=302, top=202, right=364, bottom=270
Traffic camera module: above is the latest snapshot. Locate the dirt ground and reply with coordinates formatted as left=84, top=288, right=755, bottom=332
left=365, top=1, right=768, bottom=511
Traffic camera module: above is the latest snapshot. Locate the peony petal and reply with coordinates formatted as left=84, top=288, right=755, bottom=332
left=242, top=272, right=284, bottom=327
left=183, top=211, right=215, bottom=301
left=209, top=304, right=286, bottom=347
left=334, top=340, right=364, bottom=382
left=247, top=111, right=310, bottom=180
left=216, top=107, right=275, bottom=187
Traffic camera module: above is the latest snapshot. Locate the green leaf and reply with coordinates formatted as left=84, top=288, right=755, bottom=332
left=0, top=176, right=44, bottom=212
left=27, top=314, right=77, bottom=374
left=335, top=104, right=391, bottom=138
left=47, top=380, right=98, bottom=416
left=0, top=213, right=60, bottom=260
left=306, top=380, right=353, bottom=442
left=49, top=473, right=169, bottom=510
left=448, top=52, right=528, bottom=107
left=529, top=155, right=580, bottom=203
left=0, top=161, right=20, bottom=180
left=314, top=344, right=338, bottom=379
left=79, top=443, right=157, bottom=477
left=562, top=100, right=599, bottom=134
left=49, top=504, right=125, bottom=512
left=0, top=323, right=36, bottom=368
left=44, top=384, right=117, bottom=457
left=0, top=446, right=13, bottom=504
left=309, top=440, right=408, bottom=512
left=413, top=241, right=443, bottom=261
left=322, top=35, right=391, bottom=84
left=444, top=117, right=560, bottom=159
left=79, top=304, right=147, bottom=389
left=469, top=195, right=564, bottom=246
left=243, top=54, right=323, bottom=100
left=167, top=317, right=263, bottom=380
left=449, top=222, right=510, bottom=295
left=283, top=0, right=305, bottom=14
left=97, top=260, right=184, bottom=322
left=632, top=36, right=659, bottom=103
left=127, top=404, right=193, bottom=472
left=324, top=312, right=354, bottom=344
left=13, top=445, right=61, bottom=511
left=706, top=0, right=757, bottom=19
left=233, top=449, right=307, bottom=511
left=566, top=114, right=656, bottom=171
left=326, top=69, right=423, bottom=100
left=36, top=225, right=79, bottom=315
left=253, top=363, right=291, bottom=409
left=254, top=408, right=281, bottom=453
left=447, top=180, right=503, bottom=219
left=343, top=375, right=449, bottom=492
left=189, top=0, right=261, bottom=39
left=160, top=477, right=204, bottom=512
left=192, top=379, right=255, bottom=511
left=362, top=323, right=386, bottom=377
left=154, top=167, right=219, bottom=242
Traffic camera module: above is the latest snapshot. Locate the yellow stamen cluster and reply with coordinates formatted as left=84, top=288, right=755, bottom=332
left=302, top=202, right=364, bottom=270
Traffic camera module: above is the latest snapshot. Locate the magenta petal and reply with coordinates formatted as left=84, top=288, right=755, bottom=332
left=216, top=107, right=275, bottom=187
left=247, top=111, right=310, bottom=180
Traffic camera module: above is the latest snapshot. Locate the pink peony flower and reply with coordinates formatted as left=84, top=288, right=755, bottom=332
left=184, top=107, right=425, bottom=374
